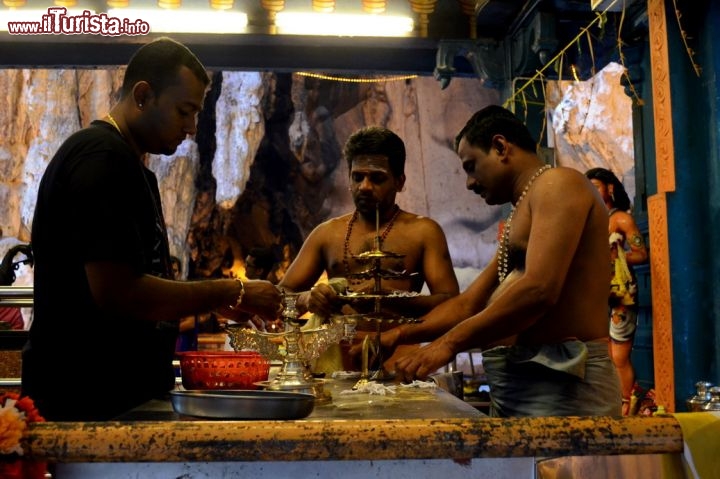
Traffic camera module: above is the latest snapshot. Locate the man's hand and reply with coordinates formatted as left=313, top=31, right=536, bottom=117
left=303, top=282, right=343, bottom=318
left=394, top=339, right=455, bottom=382
left=217, top=280, right=282, bottom=321
left=347, top=325, right=403, bottom=359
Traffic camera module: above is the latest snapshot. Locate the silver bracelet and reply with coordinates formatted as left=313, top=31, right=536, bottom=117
left=230, top=279, right=245, bottom=309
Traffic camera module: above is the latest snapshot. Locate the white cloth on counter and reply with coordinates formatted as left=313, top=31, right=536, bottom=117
left=339, top=380, right=436, bottom=396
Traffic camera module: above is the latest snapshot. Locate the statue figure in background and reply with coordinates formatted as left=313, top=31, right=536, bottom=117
left=586, top=167, right=649, bottom=416
left=0, top=228, right=33, bottom=331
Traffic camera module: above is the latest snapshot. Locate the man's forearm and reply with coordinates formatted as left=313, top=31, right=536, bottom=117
left=396, top=294, right=470, bottom=345
left=382, top=291, right=455, bottom=319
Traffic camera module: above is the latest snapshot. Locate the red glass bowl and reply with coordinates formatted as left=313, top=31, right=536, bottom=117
left=177, top=351, right=270, bottom=390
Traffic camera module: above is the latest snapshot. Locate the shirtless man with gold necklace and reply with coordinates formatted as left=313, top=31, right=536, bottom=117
left=383, top=106, right=621, bottom=417
left=278, top=126, right=459, bottom=370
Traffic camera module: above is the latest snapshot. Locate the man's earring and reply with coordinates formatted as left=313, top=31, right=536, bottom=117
left=138, top=103, right=143, bottom=109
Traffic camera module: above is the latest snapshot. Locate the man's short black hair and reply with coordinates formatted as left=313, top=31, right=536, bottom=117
left=122, top=37, right=210, bottom=98
left=343, top=126, right=406, bottom=178
left=455, top=105, right=537, bottom=154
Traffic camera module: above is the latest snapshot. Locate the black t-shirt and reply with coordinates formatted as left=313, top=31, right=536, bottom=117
left=22, top=120, right=178, bottom=421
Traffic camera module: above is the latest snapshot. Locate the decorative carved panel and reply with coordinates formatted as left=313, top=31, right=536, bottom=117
left=647, top=194, right=674, bottom=411
left=648, top=0, right=676, bottom=194
left=647, top=0, right=677, bottom=411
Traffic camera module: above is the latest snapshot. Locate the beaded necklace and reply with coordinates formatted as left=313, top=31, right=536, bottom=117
left=343, top=204, right=401, bottom=283
left=497, top=164, right=552, bottom=283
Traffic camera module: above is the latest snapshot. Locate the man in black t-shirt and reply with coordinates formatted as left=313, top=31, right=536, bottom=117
left=23, top=37, right=281, bottom=421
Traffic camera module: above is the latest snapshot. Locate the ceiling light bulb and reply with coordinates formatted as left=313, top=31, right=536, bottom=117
left=158, top=0, right=181, bottom=8
left=312, top=0, right=334, bottom=13
left=408, top=0, right=437, bottom=38
left=361, top=0, right=385, bottom=14
left=261, top=0, right=284, bottom=20
left=456, top=0, right=476, bottom=38
left=108, top=7, right=247, bottom=33
left=54, top=0, right=78, bottom=6
left=209, top=0, right=233, bottom=10
left=3, top=0, right=26, bottom=6
left=107, top=0, right=129, bottom=8
left=276, top=12, right=413, bottom=37
left=261, top=0, right=284, bottom=33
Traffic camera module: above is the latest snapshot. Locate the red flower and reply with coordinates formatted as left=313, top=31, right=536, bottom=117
left=13, top=396, right=44, bottom=424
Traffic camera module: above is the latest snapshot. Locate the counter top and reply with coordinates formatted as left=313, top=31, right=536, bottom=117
left=119, top=378, right=484, bottom=422
left=26, top=415, right=683, bottom=463
left=21, top=379, right=684, bottom=464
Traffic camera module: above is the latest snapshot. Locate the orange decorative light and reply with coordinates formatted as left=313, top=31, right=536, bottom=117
left=158, top=0, right=180, bottom=8
left=456, top=0, right=476, bottom=39
left=312, top=0, right=334, bottom=13
left=2, top=0, right=26, bottom=7
left=296, top=71, right=418, bottom=83
left=261, top=0, right=285, bottom=33
left=361, top=0, right=385, bottom=14
left=209, top=0, right=233, bottom=10
left=408, top=0, right=437, bottom=38
left=106, top=0, right=129, bottom=8
left=54, top=0, right=78, bottom=6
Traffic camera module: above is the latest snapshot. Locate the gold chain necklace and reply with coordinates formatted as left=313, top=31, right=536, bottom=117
left=497, top=165, right=552, bottom=283
left=343, top=205, right=401, bottom=284
left=106, top=114, right=123, bottom=138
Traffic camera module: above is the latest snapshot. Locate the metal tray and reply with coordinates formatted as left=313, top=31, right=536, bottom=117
left=170, top=390, right=315, bottom=420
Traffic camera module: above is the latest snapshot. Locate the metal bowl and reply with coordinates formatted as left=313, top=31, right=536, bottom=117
left=170, top=389, right=315, bottom=419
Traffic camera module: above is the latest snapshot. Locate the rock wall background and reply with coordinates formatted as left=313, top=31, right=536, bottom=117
left=546, top=62, right=636, bottom=202
left=0, top=70, right=500, bottom=285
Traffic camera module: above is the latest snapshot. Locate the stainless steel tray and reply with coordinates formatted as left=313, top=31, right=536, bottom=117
left=170, top=390, right=315, bottom=419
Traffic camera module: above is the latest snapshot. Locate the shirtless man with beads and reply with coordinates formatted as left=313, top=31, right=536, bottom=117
left=278, top=126, right=459, bottom=371
left=382, top=105, right=621, bottom=417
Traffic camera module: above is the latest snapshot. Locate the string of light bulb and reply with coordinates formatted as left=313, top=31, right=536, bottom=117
left=295, top=71, right=418, bottom=83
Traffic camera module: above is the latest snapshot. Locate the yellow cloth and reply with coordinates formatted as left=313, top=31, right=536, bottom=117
left=670, top=412, right=720, bottom=479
